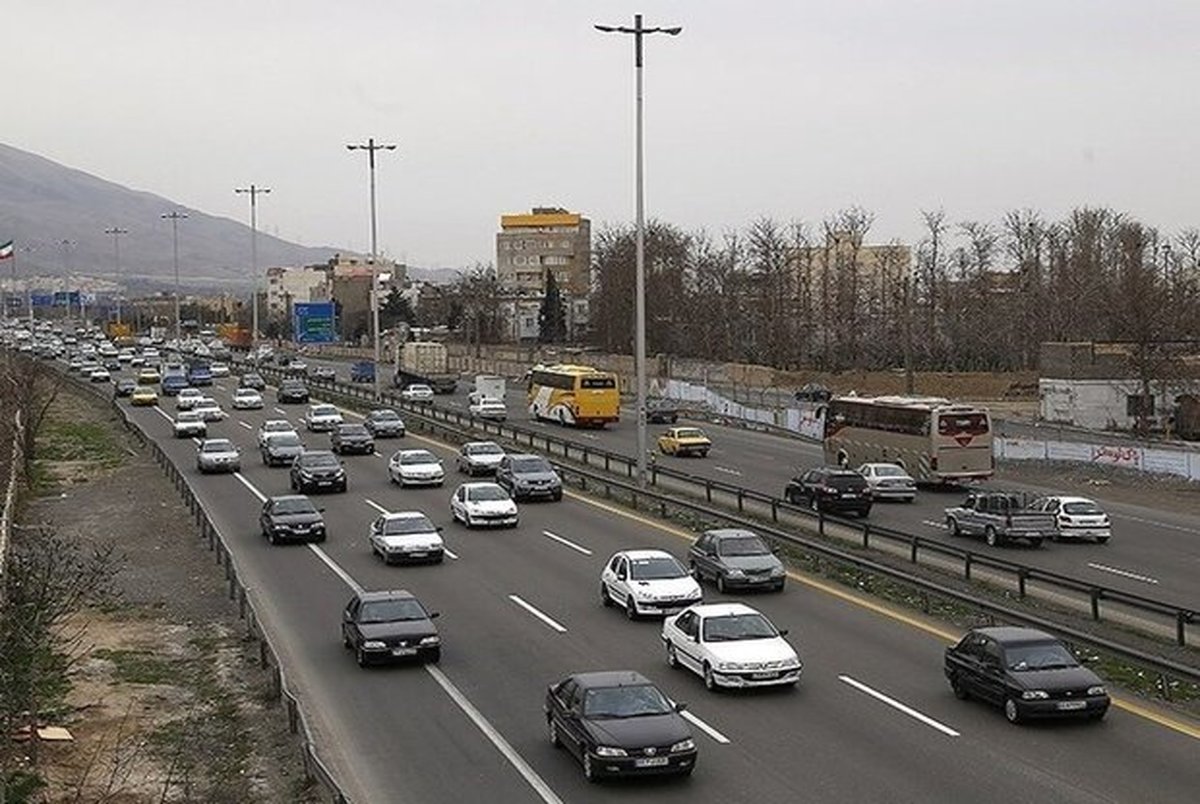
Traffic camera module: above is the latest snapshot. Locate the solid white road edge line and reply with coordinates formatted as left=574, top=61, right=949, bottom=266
left=542, top=530, right=592, bottom=556
left=508, top=595, right=567, bottom=633
left=1086, top=562, right=1159, bottom=585
left=713, top=466, right=742, bottom=476
left=425, top=665, right=565, bottom=804
left=152, top=407, right=174, bottom=424
left=227, top=471, right=559, bottom=802
left=838, top=675, right=960, bottom=737
left=679, top=710, right=731, bottom=744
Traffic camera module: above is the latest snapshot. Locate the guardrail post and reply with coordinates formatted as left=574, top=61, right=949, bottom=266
left=1090, top=588, right=1102, bottom=620
left=770, top=499, right=778, bottom=522
left=964, top=553, right=972, bottom=580
left=705, top=480, right=713, bottom=503
left=736, top=488, right=745, bottom=513
left=817, top=514, right=824, bottom=536
left=1017, top=568, right=1028, bottom=598
left=1178, top=611, right=1191, bottom=647
left=862, top=525, right=870, bottom=549
left=910, top=536, right=919, bottom=563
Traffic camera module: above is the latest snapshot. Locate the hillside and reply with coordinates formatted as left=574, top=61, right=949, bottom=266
left=0, top=142, right=341, bottom=291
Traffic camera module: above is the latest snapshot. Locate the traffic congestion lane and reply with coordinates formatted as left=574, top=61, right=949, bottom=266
left=151, top=383, right=1200, bottom=803
left=120, top=401, right=560, bottom=804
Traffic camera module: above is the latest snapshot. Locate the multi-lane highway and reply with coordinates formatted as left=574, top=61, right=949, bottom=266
left=290, top=352, right=1200, bottom=609
left=94, top=363, right=1199, bottom=803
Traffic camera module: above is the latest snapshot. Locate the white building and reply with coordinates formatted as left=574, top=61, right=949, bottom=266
left=266, top=265, right=330, bottom=317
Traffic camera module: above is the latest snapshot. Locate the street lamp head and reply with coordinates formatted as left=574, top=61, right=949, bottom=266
left=660, top=26, right=683, bottom=35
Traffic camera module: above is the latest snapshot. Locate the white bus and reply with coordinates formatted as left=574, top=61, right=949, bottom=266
left=822, top=395, right=994, bottom=483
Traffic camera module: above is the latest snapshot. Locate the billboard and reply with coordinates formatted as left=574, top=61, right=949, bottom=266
left=53, top=291, right=81, bottom=307
left=31, top=293, right=54, bottom=308
left=292, top=301, right=336, bottom=344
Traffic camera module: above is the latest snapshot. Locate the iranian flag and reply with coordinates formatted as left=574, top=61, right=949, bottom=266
left=0, top=240, right=12, bottom=260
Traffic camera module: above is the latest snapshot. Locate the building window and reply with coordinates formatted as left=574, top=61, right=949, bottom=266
left=1126, top=394, right=1155, bottom=418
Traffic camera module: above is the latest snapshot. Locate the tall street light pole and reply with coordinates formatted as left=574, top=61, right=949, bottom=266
left=596, top=14, right=681, bottom=488
left=104, top=226, right=129, bottom=326
left=59, top=239, right=76, bottom=325
left=162, top=211, right=188, bottom=342
left=235, top=184, right=271, bottom=351
left=347, top=137, right=397, bottom=401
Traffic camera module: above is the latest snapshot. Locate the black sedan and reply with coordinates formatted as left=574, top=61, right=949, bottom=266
left=260, top=432, right=304, bottom=467
left=783, top=467, right=872, bottom=517
left=688, top=528, right=786, bottom=593
left=341, top=590, right=441, bottom=667
left=645, top=397, right=680, bottom=424
left=944, top=627, right=1109, bottom=723
left=364, top=408, right=406, bottom=438
left=114, top=378, right=137, bottom=397
left=545, top=671, right=696, bottom=782
left=331, top=423, right=375, bottom=455
left=290, top=450, right=347, bottom=493
left=276, top=379, right=310, bottom=404
left=259, top=495, right=326, bottom=545
left=240, top=371, right=266, bottom=390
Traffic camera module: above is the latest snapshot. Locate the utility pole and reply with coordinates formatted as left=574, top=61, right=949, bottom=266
left=595, top=14, right=681, bottom=488
left=347, top=137, right=397, bottom=400
left=104, top=227, right=129, bottom=326
left=59, top=239, right=76, bottom=326
left=161, top=211, right=188, bottom=342
left=235, top=184, right=270, bottom=351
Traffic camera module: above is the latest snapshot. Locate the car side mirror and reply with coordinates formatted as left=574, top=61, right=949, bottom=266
left=437, top=526, right=445, bottom=532
left=674, top=702, right=688, bottom=713
left=318, top=507, right=326, bottom=513
left=428, top=611, right=441, bottom=619
left=778, top=628, right=789, bottom=637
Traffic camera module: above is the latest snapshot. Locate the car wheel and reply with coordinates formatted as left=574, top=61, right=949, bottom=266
left=600, top=584, right=612, bottom=607
left=313, top=532, right=326, bottom=544
left=703, top=663, right=718, bottom=691
left=342, top=629, right=351, bottom=649
left=951, top=676, right=970, bottom=700
left=548, top=717, right=562, bottom=748
left=985, top=526, right=1000, bottom=547
left=583, top=751, right=597, bottom=783
left=948, top=517, right=961, bottom=537
left=1030, top=538, right=1043, bottom=549
left=809, top=495, right=820, bottom=513
left=773, top=580, right=785, bottom=592
left=426, top=647, right=441, bottom=664
left=552, top=491, right=562, bottom=502
left=717, top=574, right=728, bottom=594
left=666, top=642, right=679, bottom=669
left=267, top=530, right=278, bottom=546
left=625, top=597, right=638, bottom=620
left=1004, top=697, right=1023, bottom=724
left=1097, top=537, right=1109, bottom=545
left=356, top=646, right=368, bottom=668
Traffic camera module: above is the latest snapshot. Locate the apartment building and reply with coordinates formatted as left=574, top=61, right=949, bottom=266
left=495, top=207, right=591, bottom=296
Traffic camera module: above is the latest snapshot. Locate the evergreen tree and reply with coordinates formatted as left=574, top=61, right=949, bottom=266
left=538, top=271, right=567, bottom=343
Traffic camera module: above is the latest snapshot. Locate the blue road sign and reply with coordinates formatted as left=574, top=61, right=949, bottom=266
left=292, top=302, right=336, bottom=344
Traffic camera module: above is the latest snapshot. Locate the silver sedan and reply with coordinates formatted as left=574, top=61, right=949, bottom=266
left=196, top=438, right=241, bottom=474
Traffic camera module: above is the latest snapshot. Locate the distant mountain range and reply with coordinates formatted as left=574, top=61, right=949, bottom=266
left=0, top=142, right=457, bottom=292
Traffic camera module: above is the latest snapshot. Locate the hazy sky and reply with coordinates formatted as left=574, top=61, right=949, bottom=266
left=6, top=1, right=1198, bottom=269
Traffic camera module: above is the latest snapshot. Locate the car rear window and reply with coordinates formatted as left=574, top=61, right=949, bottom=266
left=580, top=376, right=616, bottom=389
left=1063, top=501, right=1103, bottom=515
left=938, top=413, right=990, bottom=437
left=828, top=474, right=868, bottom=490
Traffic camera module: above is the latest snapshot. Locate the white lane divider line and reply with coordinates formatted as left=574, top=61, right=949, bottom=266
left=577, top=433, right=599, bottom=441
left=364, top=498, right=459, bottom=559
left=838, top=675, right=960, bottom=737
left=713, top=466, right=742, bottom=476
left=508, top=595, right=567, bottom=633
left=373, top=450, right=383, bottom=458
left=542, top=530, right=592, bottom=556
left=238, top=421, right=252, bottom=430
left=274, top=407, right=288, bottom=415
left=1086, top=562, right=1160, bottom=585
left=233, top=471, right=267, bottom=502
left=425, top=665, right=565, bottom=804
left=153, top=407, right=174, bottom=424
left=308, top=544, right=365, bottom=594
left=922, top=520, right=949, bottom=529
left=679, top=710, right=731, bottom=744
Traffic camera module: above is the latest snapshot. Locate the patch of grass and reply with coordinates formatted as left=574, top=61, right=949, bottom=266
left=93, top=648, right=179, bottom=685
left=37, top=420, right=125, bottom=467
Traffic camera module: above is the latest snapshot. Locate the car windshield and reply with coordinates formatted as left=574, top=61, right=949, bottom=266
left=180, top=389, right=200, bottom=397
left=338, top=425, right=369, bottom=436
left=467, top=485, right=509, bottom=502
left=301, top=454, right=339, bottom=468
left=371, top=410, right=399, bottom=421
left=871, top=465, right=906, bottom=477
left=381, top=516, right=436, bottom=535
left=359, top=599, right=427, bottom=623
left=312, top=406, right=337, bottom=416
left=272, top=498, right=316, bottom=515
left=263, top=421, right=291, bottom=433
left=268, top=434, right=302, bottom=448
left=717, top=536, right=770, bottom=556
left=1063, top=501, right=1103, bottom=515
left=467, top=443, right=503, bottom=455
left=675, top=428, right=706, bottom=439
left=235, top=389, right=258, bottom=397
left=702, top=613, right=778, bottom=642
left=245, top=374, right=263, bottom=382
left=582, top=684, right=673, bottom=719
left=629, top=556, right=686, bottom=580
left=201, top=440, right=234, bottom=453
left=400, top=452, right=437, bottom=465
left=511, top=457, right=551, bottom=473
left=1006, top=642, right=1079, bottom=671
left=176, top=412, right=202, bottom=422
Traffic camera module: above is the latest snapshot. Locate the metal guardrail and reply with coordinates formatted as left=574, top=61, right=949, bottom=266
left=59, top=368, right=352, bottom=804
left=252, top=361, right=1199, bottom=650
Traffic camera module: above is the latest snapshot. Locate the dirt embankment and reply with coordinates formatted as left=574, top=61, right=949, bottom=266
left=21, top=389, right=319, bottom=803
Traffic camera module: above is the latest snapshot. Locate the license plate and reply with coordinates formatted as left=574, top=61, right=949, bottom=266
left=842, top=493, right=857, bottom=498
left=392, top=647, right=417, bottom=657
left=318, top=480, right=332, bottom=486
left=1057, top=700, right=1086, bottom=711
left=751, top=672, right=778, bottom=680
left=635, top=757, right=669, bottom=768
left=409, top=552, right=427, bottom=558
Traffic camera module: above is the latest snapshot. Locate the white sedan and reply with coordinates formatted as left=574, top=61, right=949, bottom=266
left=449, top=482, right=518, bottom=528
left=857, top=462, right=917, bottom=502
left=400, top=383, right=435, bottom=403
left=1029, top=495, right=1112, bottom=543
left=661, top=602, right=802, bottom=690
left=193, top=398, right=227, bottom=422
left=231, top=387, right=264, bottom=410
left=175, top=388, right=204, bottom=410
left=257, top=419, right=297, bottom=448
left=305, top=403, right=344, bottom=432
left=209, top=362, right=230, bottom=377
left=368, top=511, right=445, bottom=564
left=388, top=449, right=446, bottom=487
left=468, top=397, right=507, bottom=421
left=600, top=549, right=702, bottom=619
